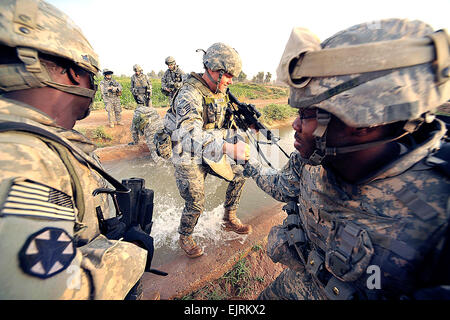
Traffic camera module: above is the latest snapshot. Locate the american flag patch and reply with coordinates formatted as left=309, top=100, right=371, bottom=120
left=0, top=179, right=75, bottom=221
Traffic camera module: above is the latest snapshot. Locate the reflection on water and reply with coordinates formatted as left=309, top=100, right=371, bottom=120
left=102, top=126, right=295, bottom=266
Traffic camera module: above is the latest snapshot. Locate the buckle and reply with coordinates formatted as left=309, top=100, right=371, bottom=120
left=306, top=250, right=324, bottom=277
left=324, top=277, right=356, bottom=300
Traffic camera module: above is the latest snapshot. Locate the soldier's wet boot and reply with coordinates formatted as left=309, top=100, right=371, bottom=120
left=179, top=234, right=203, bottom=258
left=222, top=209, right=252, bottom=234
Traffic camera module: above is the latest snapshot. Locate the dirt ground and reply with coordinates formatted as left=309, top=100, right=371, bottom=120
left=76, top=98, right=288, bottom=300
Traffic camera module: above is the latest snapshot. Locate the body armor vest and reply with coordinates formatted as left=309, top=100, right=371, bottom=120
left=285, top=142, right=450, bottom=300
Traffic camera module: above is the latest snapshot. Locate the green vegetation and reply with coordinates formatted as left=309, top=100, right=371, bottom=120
left=230, top=82, right=288, bottom=100
left=93, top=76, right=169, bottom=110
left=93, top=75, right=288, bottom=111
left=260, top=103, right=298, bottom=124
left=179, top=245, right=272, bottom=300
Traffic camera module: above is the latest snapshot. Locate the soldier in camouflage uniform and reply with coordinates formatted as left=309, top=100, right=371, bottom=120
left=99, top=69, right=122, bottom=128
left=130, top=105, right=164, bottom=162
left=129, top=64, right=162, bottom=151
left=167, top=43, right=253, bottom=258
left=161, top=56, right=185, bottom=107
left=0, top=0, right=146, bottom=299
left=243, top=19, right=450, bottom=299
left=130, top=64, right=152, bottom=107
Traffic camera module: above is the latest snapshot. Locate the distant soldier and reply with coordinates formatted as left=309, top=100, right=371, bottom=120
left=161, top=56, right=185, bottom=107
left=131, top=64, right=152, bottom=107
left=129, top=105, right=164, bottom=163
left=129, top=64, right=162, bottom=153
left=0, top=0, right=146, bottom=299
left=99, top=69, right=122, bottom=127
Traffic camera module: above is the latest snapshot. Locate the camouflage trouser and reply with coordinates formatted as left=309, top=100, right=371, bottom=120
left=174, top=162, right=246, bottom=236
left=105, top=99, right=122, bottom=125
left=257, top=268, right=327, bottom=300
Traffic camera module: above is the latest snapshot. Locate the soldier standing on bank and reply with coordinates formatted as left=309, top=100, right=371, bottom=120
left=242, top=19, right=450, bottom=300
left=0, top=0, right=147, bottom=299
left=166, top=43, right=252, bottom=258
left=161, top=56, right=185, bottom=107
left=131, top=64, right=152, bottom=107
left=99, top=69, right=123, bottom=128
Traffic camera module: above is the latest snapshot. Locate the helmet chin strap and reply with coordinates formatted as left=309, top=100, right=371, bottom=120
left=305, top=109, right=411, bottom=166
left=204, top=66, right=224, bottom=94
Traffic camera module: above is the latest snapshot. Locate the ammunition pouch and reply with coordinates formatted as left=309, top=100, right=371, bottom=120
left=154, top=128, right=173, bottom=160
left=136, top=87, right=147, bottom=94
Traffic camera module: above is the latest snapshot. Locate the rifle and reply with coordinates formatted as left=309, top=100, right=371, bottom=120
left=226, top=88, right=290, bottom=168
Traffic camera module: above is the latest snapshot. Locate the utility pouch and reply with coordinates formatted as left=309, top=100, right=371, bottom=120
left=154, top=129, right=172, bottom=160
left=325, top=222, right=374, bottom=282
left=323, top=276, right=356, bottom=300
left=206, top=103, right=217, bottom=125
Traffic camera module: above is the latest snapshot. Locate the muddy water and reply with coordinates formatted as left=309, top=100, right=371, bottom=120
left=103, top=126, right=295, bottom=266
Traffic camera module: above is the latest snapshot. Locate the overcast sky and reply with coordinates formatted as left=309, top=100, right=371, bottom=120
left=47, top=0, right=449, bottom=80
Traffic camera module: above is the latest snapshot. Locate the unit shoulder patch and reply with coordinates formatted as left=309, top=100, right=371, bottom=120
left=19, top=227, right=76, bottom=279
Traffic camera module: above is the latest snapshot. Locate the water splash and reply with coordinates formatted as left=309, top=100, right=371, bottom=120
left=152, top=198, right=247, bottom=252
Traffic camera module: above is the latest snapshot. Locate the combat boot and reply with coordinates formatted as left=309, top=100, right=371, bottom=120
left=222, top=209, right=252, bottom=234
left=179, top=235, right=203, bottom=258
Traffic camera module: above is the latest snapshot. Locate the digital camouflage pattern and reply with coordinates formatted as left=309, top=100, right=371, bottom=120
left=0, top=0, right=99, bottom=74
left=0, top=97, right=146, bottom=299
left=245, top=120, right=449, bottom=299
left=161, top=65, right=185, bottom=104
left=174, top=163, right=245, bottom=236
left=99, top=78, right=122, bottom=126
left=282, top=19, right=449, bottom=127
left=0, top=0, right=98, bottom=99
left=203, top=42, right=242, bottom=77
left=244, top=19, right=450, bottom=300
left=131, top=73, right=152, bottom=107
left=171, top=73, right=246, bottom=236
left=130, top=105, right=163, bottom=162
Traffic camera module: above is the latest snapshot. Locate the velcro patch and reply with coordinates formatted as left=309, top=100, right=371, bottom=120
left=0, top=178, right=75, bottom=221
left=19, top=227, right=76, bottom=279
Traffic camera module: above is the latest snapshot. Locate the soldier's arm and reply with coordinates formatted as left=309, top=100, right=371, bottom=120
left=174, top=89, right=224, bottom=162
left=243, top=151, right=303, bottom=202
left=0, top=134, right=146, bottom=299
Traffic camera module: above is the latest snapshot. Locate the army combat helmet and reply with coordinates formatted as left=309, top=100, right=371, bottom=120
left=277, top=19, right=449, bottom=165
left=103, top=69, right=113, bottom=76
left=200, top=42, right=242, bottom=93
left=133, top=64, right=143, bottom=73
left=165, top=56, right=176, bottom=66
left=0, top=0, right=99, bottom=99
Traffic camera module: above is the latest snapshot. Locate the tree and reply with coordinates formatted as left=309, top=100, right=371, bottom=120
left=157, top=70, right=165, bottom=78
left=264, top=72, right=272, bottom=83
left=236, top=71, right=247, bottom=82
left=148, top=70, right=157, bottom=79
left=254, top=71, right=265, bottom=83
